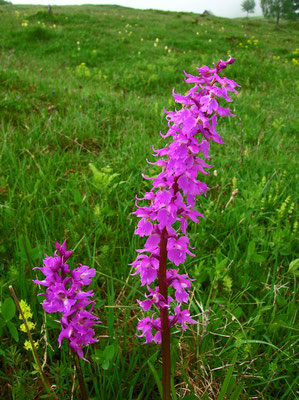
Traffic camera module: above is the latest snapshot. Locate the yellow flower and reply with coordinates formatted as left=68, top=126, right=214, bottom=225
left=20, top=321, right=36, bottom=333
left=24, top=340, right=39, bottom=351
left=92, top=49, right=97, bottom=54
left=19, top=300, right=33, bottom=320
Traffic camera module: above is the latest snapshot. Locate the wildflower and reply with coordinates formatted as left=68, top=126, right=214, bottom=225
left=33, top=239, right=99, bottom=361
left=132, top=57, right=240, bottom=344
left=20, top=321, right=36, bottom=332
left=24, top=340, right=39, bottom=351
left=76, top=63, right=90, bottom=77
left=19, top=299, right=33, bottom=320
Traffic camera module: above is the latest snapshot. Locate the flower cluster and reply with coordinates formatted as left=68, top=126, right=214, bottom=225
left=19, top=299, right=36, bottom=332
left=33, top=239, right=99, bottom=361
left=132, top=58, right=239, bottom=343
left=18, top=299, right=39, bottom=351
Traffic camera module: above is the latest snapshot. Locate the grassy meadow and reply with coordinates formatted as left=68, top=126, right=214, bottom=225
left=0, top=3, right=298, bottom=399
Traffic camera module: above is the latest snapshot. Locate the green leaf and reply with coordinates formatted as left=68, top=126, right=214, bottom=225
left=103, top=344, right=115, bottom=361
left=0, top=317, right=6, bottom=330
left=252, top=253, right=265, bottom=263
left=230, top=382, right=244, bottom=400
left=1, top=297, right=16, bottom=321
left=170, top=375, right=178, bottom=400
left=7, top=321, right=19, bottom=342
left=227, top=375, right=236, bottom=396
left=247, top=241, right=255, bottom=256
left=101, top=359, right=110, bottom=370
left=91, top=349, right=102, bottom=364
left=217, top=352, right=237, bottom=400
left=45, top=315, right=60, bottom=330
left=91, top=344, right=116, bottom=370
left=288, top=259, right=299, bottom=277
left=147, top=361, right=162, bottom=399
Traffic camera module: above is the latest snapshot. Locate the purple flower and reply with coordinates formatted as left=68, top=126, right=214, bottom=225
left=132, top=58, right=239, bottom=339
left=72, top=265, right=96, bottom=286
left=33, top=239, right=99, bottom=361
left=167, top=236, right=195, bottom=266
left=137, top=286, right=172, bottom=311
left=169, top=306, right=197, bottom=330
left=55, top=239, right=73, bottom=260
left=137, top=316, right=162, bottom=344
left=131, top=254, right=159, bottom=286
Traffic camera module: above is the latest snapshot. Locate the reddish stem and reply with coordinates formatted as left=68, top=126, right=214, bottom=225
left=73, top=353, right=89, bottom=400
left=158, top=226, right=171, bottom=400
left=158, top=180, right=179, bottom=400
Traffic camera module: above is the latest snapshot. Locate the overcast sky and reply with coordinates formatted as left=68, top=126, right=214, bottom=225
left=10, top=0, right=263, bottom=18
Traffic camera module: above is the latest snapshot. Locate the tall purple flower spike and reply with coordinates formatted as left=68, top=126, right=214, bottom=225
left=132, top=58, right=240, bottom=343
left=33, top=239, right=99, bottom=361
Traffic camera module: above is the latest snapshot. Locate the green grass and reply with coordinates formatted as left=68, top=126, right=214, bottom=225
left=0, top=3, right=298, bottom=399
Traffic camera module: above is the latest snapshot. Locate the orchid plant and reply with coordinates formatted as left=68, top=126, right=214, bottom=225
left=33, top=239, right=99, bottom=362
left=132, top=57, right=240, bottom=399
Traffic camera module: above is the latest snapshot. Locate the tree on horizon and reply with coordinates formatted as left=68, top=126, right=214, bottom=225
left=241, top=0, right=256, bottom=17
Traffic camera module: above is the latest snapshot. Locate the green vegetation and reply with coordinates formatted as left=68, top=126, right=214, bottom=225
left=0, top=4, right=298, bottom=399
left=261, top=0, right=299, bottom=24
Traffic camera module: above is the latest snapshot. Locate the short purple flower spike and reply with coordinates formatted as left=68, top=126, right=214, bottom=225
left=33, top=239, right=99, bottom=361
left=132, top=58, right=240, bottom=343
